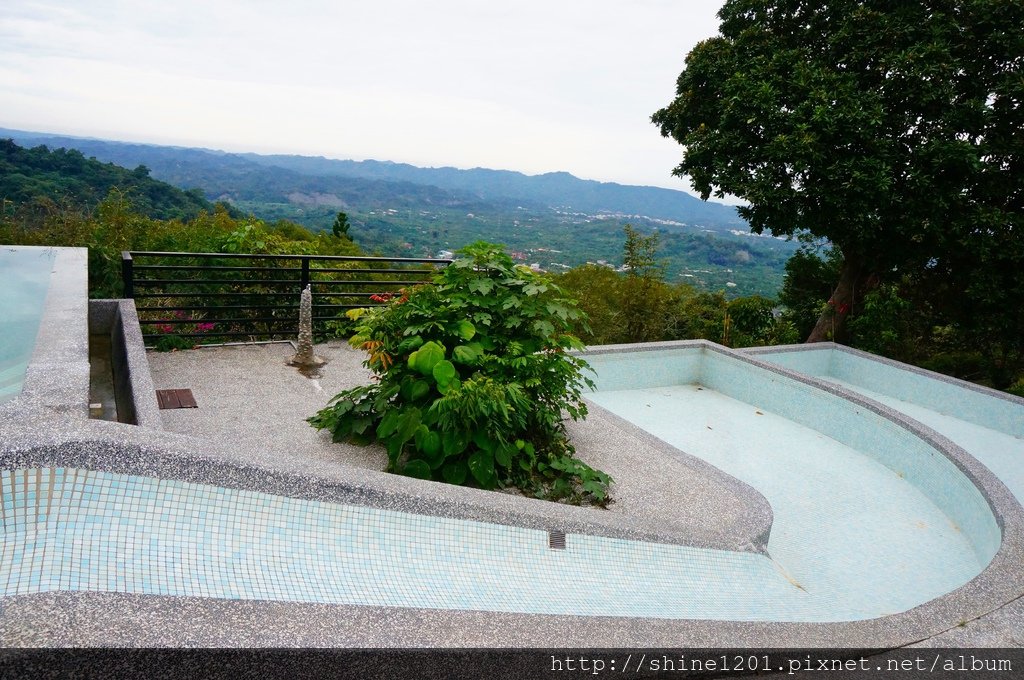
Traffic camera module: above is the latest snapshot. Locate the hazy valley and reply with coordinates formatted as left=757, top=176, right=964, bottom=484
left=1, top=128, right=798, bottom=296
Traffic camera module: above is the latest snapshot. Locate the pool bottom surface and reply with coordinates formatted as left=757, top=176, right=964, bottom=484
left=818, top=376, right=1024, bottom=507
left=586, top=384, right=982, bottom=618
left=2, top=468, right=817, bottom=622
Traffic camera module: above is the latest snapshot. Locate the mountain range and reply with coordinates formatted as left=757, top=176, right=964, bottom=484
left=0, top=127, right=796, bottom=296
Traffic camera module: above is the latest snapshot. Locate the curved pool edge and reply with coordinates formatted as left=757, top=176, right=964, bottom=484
left=580, top=340, right=1013, bottom=562
left=572, top=400, right=774, bottom=553
left=2, top=398, right=1024, bottom=647
left=738, top=341, right=1024, bottom=586
left=1, top=572, right=1021, bottom=649
left=2, top=277, right=1024, bottom=650
left=744, top=342, right=1024, bottom=417
left=0, top=417, right=768, bottom=558
left=735, top=341, right=1024, bottom=637
left=572, top=340, right=1024, bottom=642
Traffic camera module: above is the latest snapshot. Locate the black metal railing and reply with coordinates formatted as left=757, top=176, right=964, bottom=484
left=122, top=251, right=451, bottom=344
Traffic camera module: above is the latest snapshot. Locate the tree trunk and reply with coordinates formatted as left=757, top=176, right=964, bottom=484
left=806, top=255, right=874, bottom=343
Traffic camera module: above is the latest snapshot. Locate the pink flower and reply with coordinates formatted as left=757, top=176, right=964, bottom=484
left=196, top=322, right=215, bottom=332
left=156, top=324, right=174, bottom=334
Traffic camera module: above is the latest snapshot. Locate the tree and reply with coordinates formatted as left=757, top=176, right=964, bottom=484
left=556, top=264, right=624, bottom=345
left=653, top=0, right=1024, bottom=342
left=778, top=243, right=842, bottom=340
left=332, top=211, right=350, bottom=239
left=621, top=224, right=674, bottom=342
left=726, top=295, right=779, bottom=347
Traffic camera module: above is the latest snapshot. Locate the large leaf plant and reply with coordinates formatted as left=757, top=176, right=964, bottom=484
left=308, top=242, right=612, bottom=505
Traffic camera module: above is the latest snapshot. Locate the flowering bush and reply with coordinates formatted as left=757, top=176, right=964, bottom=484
left=148, top=309, right=217, bottom=351
left=368, top=292, right=408, bottom=304
left=308, top=242, right=612, bottom=505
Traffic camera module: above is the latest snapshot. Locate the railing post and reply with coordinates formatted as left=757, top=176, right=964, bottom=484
left=121, top=251, right=134, bottom=298
left=300, top=256, right=310, bottom=290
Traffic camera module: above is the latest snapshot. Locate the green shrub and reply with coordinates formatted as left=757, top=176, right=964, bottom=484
left=1008, top=379, right=1024, bottom=399
left=847, top=284, right=916, bottom=361
left=678, top=290, right=728, bottom=342
left=153, top=335, right=196, bottom=352
left=919, top=351, right=988, bottom=382
left=555, top=264, right=624, bottom=344
left=308, top=242, right=612, bottom=505
left=725, top=295, right=782, bottom=347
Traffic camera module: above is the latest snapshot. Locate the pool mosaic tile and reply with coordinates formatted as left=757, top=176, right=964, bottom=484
left=0, top=465, right=966, bottom=622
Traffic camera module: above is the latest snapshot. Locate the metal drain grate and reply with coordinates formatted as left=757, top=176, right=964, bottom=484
left=156, top=389, right=198, bottom=409
left=548, top=530, right=566, bottom=550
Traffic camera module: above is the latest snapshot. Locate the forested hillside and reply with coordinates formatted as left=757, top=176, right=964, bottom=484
left=0, top=139, right=217, bottom=221
left=1, top=131, right=1018, bottom=395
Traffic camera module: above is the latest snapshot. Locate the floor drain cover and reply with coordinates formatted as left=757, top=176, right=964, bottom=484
left=156, top=389, right=198, bottom=409
left=549, top=530, right=566, bottom=550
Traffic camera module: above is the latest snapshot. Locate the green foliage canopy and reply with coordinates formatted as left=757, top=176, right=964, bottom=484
left=653, top=0, right=1024, bottom=341
left=332, top=211, right=350, bottom=239
left=0, top=139, right=217, bottom=221
left=0, top=190, right=361, bottom=299
left=622, top=225, right=672, bottom=343
left=778, top=243, right=842, bottom=340
left=558, top=225, right=797, bottom=347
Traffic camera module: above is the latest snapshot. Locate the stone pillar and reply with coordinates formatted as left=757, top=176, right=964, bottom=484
left=291, top=284, right=321, bottom=368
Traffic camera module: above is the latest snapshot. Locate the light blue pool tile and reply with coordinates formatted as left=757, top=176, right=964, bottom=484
left=1, top=337, right=1014, bottom=625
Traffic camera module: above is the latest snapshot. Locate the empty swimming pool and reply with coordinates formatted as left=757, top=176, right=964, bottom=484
left=751, top=344, right=1024, bottom=511
left=0, top=343, right=1003, bottom=625
left=0, top=246, right=55, bottom=404
left=584, top=344, right=998, bottom=619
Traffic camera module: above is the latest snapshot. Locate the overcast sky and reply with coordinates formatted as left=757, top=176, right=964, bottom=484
left=0, top=1, right=726, bottom=192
